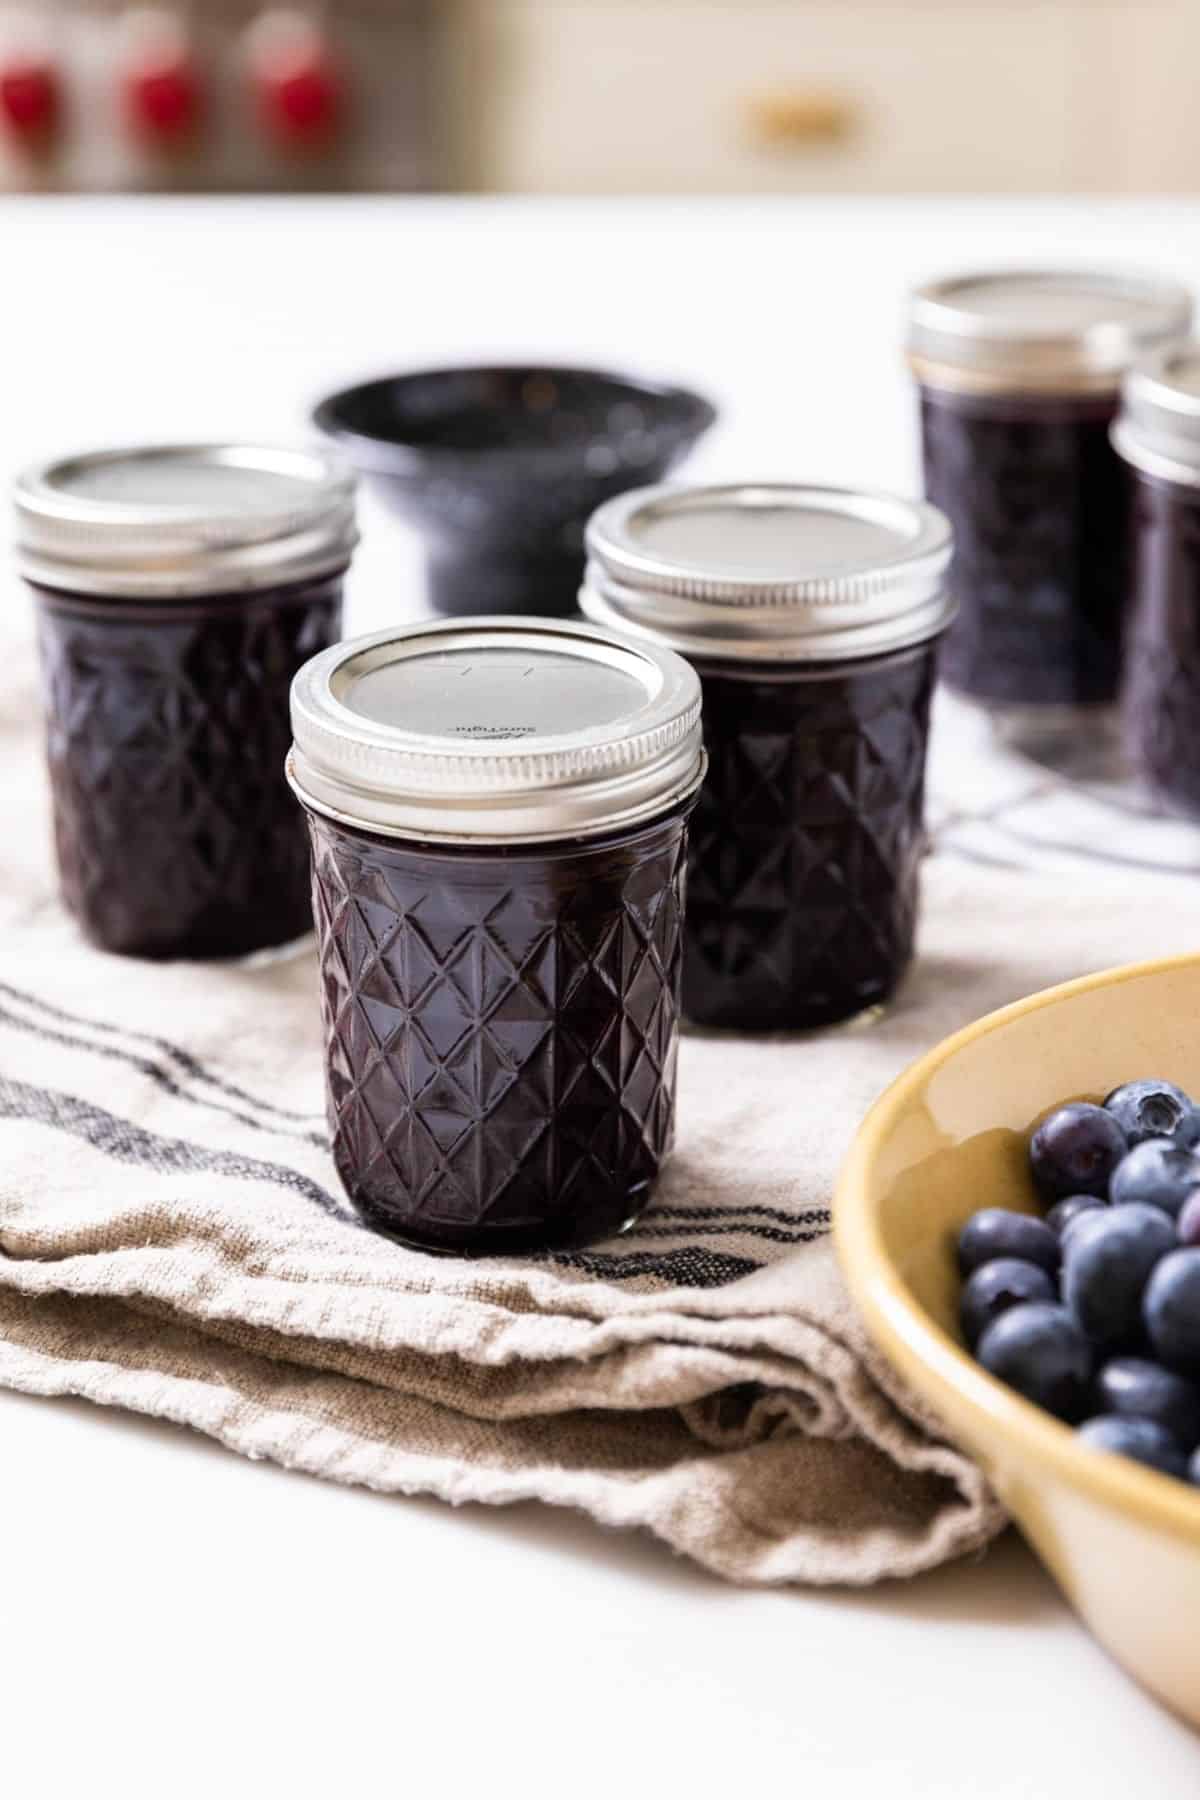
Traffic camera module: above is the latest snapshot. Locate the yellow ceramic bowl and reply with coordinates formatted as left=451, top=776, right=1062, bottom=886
left=836, top=954, right=1200, bottom=1728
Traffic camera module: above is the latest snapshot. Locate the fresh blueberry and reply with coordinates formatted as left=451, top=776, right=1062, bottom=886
left=1104, top=1079, right=1200, bottom=1150
left=957, top=1208, right=1060, bottom=1278
left=1144, top=1249, right=1200, bottom=1372
left=1045, top=1195, right=1106, bottom=1237
left=1063, top=1203, right=1177, bottom=1348
left=1059, top=1205, right=1114, bottom=1257
left=1190, top=1447, right=1200, bottom=1487
left=1093, top=1357, right=1200, bottom=1452
left=1076, top=1415, right=1190, bottom=1480
left=1029, top=1103, right=1127, bottom=1200
left=1178, top=1191, right=1200, bottom=1247
left=960, top=1258, right=1056, bottom=1347
left=1109, top=1139, right=1200, bottom=1219
left=976, top=1303, right=1093, bottom=1421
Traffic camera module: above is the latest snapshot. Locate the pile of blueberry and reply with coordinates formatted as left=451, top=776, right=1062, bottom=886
left=961, top=1079, right=1200, bottom=1486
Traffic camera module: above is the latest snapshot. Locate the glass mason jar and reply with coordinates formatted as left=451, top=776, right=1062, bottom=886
left=14, top=444, right=356, bottom=960
left=287, top=615, right=705, bottom=1253
left=580, top=482, right=954, bottom=1032
left=907, top=269, right=1191, bottom=755
left=1114, top=343, right=1200, bottom=819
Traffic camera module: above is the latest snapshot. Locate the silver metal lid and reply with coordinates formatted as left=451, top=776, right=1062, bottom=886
left=579, top=482, right=954, bottom=664
left=14, top=443, right=358, bottom=598
left=1113, top=343, right=1200, bottom=487
left=287, top=616, right=705, bottom=845
left=907, top=268, right=1192, bottom=396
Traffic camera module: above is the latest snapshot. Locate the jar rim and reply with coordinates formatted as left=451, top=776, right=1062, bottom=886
left=288, top=616, right=706, bottom=845
left=580, top=481, right=955, bottom=663
left=907, top=266, right=1192, bottom=396
left=1114, top=341, right=1200, bottom=487
left=13, top=441, right=358, bottom=598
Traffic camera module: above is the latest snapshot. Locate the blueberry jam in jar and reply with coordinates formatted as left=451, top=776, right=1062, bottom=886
left=581, top=483, right=954, bottom=1031
left=287, top=617, right=704, bottom=1253
left=908, top=269, right=1190, bottom=745
left=15, top=444, right=356, bottom=959
left=1114, top=344, right=1200, bottom=819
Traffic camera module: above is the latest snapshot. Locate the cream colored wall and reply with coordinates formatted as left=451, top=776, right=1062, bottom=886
left=450, top=1, right=1200, bottom=193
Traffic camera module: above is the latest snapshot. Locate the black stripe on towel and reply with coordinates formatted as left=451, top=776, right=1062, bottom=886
left=0, top=1063, right=821, bottom=1269
left=0, top=1074, right=352, bottom=1222
left=628, top=1219, right=828, bottom=1247
left=0, top=979, right=325, bottom=1132
left=550, top=1245, right=761, bottom=1288
left=646, top=1202, right=830, bottom=1228
left=0, top=997, right=326, bottom=1149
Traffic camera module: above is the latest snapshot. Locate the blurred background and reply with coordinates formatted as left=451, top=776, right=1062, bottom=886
left=1, top=0, right=1197, bottom=196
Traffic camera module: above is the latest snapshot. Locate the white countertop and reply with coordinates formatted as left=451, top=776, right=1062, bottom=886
left=4, top=196, right=1200, bottom=1794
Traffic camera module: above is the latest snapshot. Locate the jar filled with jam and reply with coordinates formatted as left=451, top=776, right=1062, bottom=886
left=14, top=444, right=356, bottom=960
left=287, top=615, right=705, bottom=1253
left=580, top=483, right=954, bottom=1032
left=1113, top=344, right=1200, bottom=818
left=907, top=269, right=1191, bottom=747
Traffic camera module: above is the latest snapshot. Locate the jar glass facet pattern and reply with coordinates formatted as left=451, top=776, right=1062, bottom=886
left=581, top=482, right=953, bottom=1032
left=288, top=617, right=705, bottom=1252
left=34, top=574, right=343, bottom=958
left=918, top=386, right=1126, bottom=707
left=684, top=644, right=936, bottom=1030
left=307, top=806, right=690, bottom=1252
left=1115, top=344, right=1200, bottom=818
left=907, top=268, right=1191, bottom=723
left=15, top=442, right=356, bottom=960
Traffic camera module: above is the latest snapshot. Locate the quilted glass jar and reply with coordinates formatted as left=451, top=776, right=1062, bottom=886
left=581, top=483, right=954, bottom=1031
left=1114, top=343, right=1200, bottom=819
left=287, top=616, right=705, bottom=1253
left=908, top=269, right=1190, bottom=745
left=15, top=444, right=356, bottom=959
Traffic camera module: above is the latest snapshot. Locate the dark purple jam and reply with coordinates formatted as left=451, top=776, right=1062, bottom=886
left=683, top=643, right=936, bottom=1031
left=1122, top=467, right=1200, bottom=818
left=33, top=571, right=343, bottom=959
left=918, top=385, right=1128, bottom=706
left=305, top=800, right=692, bottom=1253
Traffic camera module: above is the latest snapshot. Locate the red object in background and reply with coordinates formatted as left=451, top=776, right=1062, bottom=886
left=125, top=59, right=202, bottom=144
left=247, top=11, right=344, bottom=150
left=264, top=54, right=341, bottom=144
left=0, top=55, right=61, bottom=147
left=119, top=10, right=204, bottom=148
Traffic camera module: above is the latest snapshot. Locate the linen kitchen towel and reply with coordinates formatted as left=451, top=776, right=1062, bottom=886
left=1, top=612, right=1196, bottom=1585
